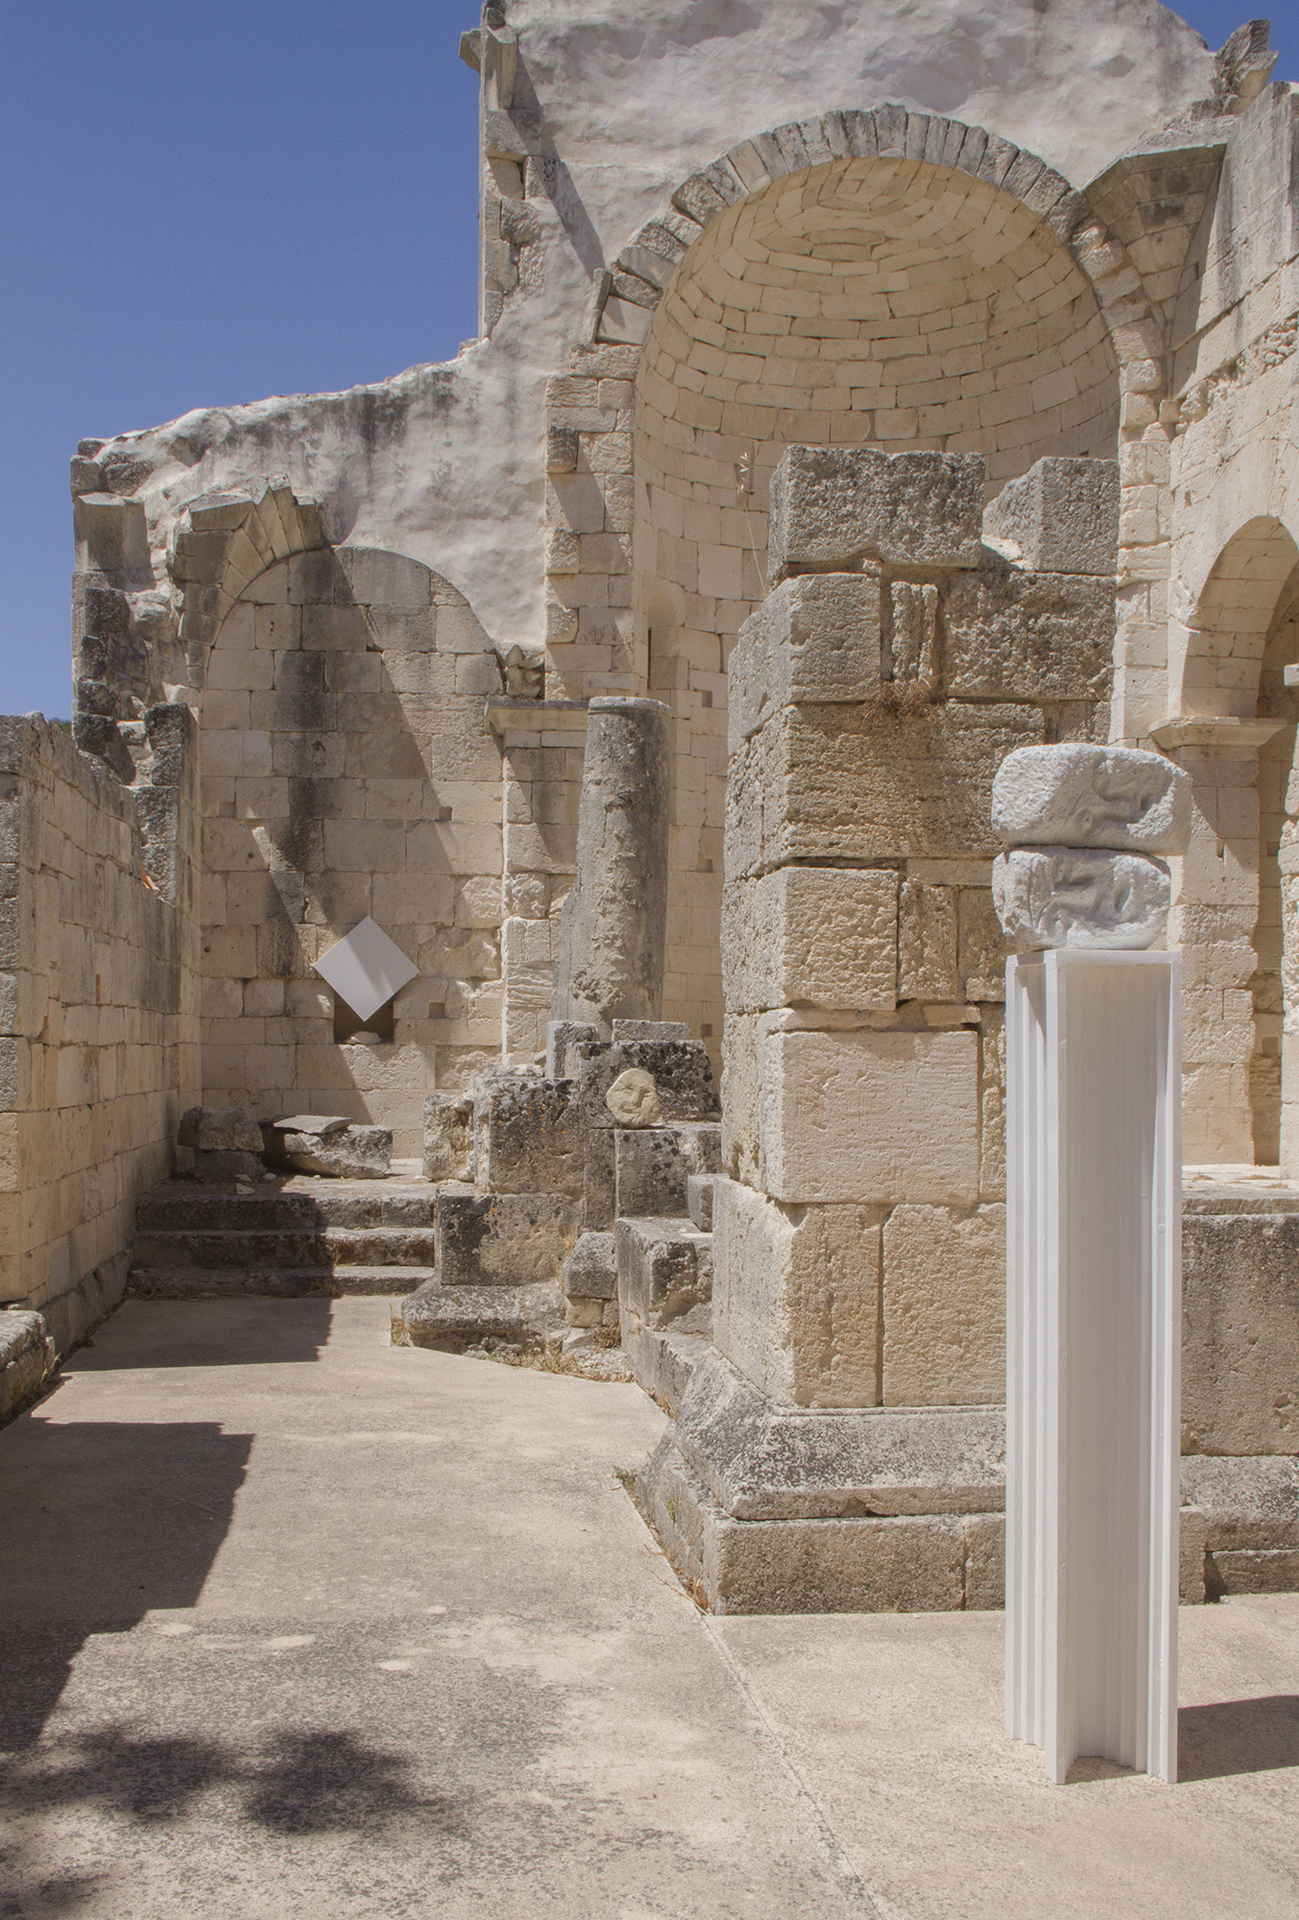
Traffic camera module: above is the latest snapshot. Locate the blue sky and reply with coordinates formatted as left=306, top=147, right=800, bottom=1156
left=1, top=2, right=1292, bottom=720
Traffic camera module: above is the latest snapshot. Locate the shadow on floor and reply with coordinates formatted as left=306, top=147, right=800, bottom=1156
left=65, top=1297, right=336, bottom=1370
left=0, top=1725, right=468, bottom=1836
left=0, top=1419, right=253, bottom=1748
left=1178, top=1696, right=1299, bottom=1780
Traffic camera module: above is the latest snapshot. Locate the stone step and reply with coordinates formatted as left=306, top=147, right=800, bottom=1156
left=131, top=1227, right=438, bottom=1271
left=129, top=1265, right=433, bottom=1299
left=135, top=1184, right=435, bottom=1232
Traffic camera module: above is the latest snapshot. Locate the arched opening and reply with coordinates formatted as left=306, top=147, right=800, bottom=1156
left=1172, top=519, right=1299, bottom=1166
left=633, top=152, right=1120, bottom=1044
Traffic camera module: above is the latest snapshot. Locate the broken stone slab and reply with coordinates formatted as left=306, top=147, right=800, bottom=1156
left=1, top=1310, right=56, bottom=1423
left=768, top=445, right=985, bottom=579
left=546, top=1018, right=599, bottom=1081
left=563, top=1230, right=617, bottom=1301
left=991, top=744, right=1192, bottom=854
left=178, top=1106, right=263, bottom=1154
left=422, top=1092, right=473, bottom=1183
left=576, top=1039, right=720, bottom=1132
left=266, top=1124, right=393, bottom=1179
left=550, top=696, right=670, bottom=1034
left=615, top=1123, right=722, bottom=1218
left=616, top=1216, right=713, bottom=1335
left=395, top=1276, right=524, bottom=1352
left=267, top=1114, right=350, bottom=1139
left=982, top=457, right=1120, bottom=577
left=435, top=1188, right=580, bottom=1288
left=992, top=847, right=1171, bottom=951
left=686, top=1174, right=715, bottom=1233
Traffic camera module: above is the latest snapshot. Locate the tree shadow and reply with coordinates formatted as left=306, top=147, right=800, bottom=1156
left=0, top=1419, right=252, bottom=1749
left=1178, top=1696, right=1299, bottom=1781
left=1, top=1725, right=468, bottom=1838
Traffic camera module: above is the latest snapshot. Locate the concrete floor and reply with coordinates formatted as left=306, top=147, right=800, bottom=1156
left=0, top=1301, right=1295, bottom=1919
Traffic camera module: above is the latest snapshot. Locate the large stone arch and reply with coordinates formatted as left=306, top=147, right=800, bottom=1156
left=543, top=104, right=1158, bottom=1047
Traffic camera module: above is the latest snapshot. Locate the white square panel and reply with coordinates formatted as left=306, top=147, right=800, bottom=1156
left=313, top=917, right=418, bottom=1024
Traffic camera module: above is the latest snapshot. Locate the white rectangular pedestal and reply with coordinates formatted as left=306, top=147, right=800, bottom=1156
left=1005, top=950, right=1181, bottom=1784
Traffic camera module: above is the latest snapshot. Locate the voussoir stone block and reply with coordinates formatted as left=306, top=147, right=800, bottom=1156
left=727, top=572, right=882, bottom=751
left=768, top=445, right=985, bottom=577
left=881, top=1203, right=1007, bottom=1406
left=726, top=701, right=1043, bottom=879
left=992, top=847, right=1171, bottom=951
left=721, top=867, right=898, bottom=1013
left=713, top=1178, right=881, bottom=1408
left=982, top=457, right=1120, bottom=577
left=943, top=568, right=1114, bottom=703
left=758, top=1026, right=980, bottom=1205
left=991, top=744, right=1192, bottom=854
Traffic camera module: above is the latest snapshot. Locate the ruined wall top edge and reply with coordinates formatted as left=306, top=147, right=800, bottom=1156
left=499, top=0, right=1218, bottom=187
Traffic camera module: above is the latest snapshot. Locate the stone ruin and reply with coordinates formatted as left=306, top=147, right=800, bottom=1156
left=3, top=1, right=1299, bottom=1608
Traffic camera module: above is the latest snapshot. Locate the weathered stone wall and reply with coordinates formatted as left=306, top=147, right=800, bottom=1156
left=0, top=712, right=199, bottom=1330
left=714, top=447, right=1114, bottom=1411
left=197, top=547, right=558, bottom=1154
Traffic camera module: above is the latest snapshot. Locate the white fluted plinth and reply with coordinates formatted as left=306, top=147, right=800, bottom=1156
left=1005, top=949, right=1181, bottom=1784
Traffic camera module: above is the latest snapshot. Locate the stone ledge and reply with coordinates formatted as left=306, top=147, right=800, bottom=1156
left=672, top=1351, right=1006, bottom=1521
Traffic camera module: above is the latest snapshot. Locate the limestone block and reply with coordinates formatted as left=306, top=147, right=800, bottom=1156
left=959, top=890, right=1008, bottom=1002
left=1183, top=1213, right=1299, bottom=1454
left=725, top=702, right=1042, bottom=879
left=545, top=1017, right=598, bottom=1081
left=992, top=848, right=1171, bottom=951
left=722, top=868, right=898, bottom=1013
left=177, top=1106, right=262, bottom=1153
left=768, top=445, right=985, bottom=577
left=638, top=1437, right=972, bottom=1613
left=398, top=1276, right=524, bottom=1351
left=577, top=1038, right=719, bottom=1132
left=713, top=1178, right=880, bottom=1407
left=669, top=1349, right=1005, bottom=1519
left=190, top=1150, right=262, bottom=1184
left=898, top=881, right=958, bottom=1002
left=422, top=1092, right=473, bottom=1183
left=991, top=744, right=1192, bottom=854
left=881, top=1204, right=1006, bottom=1406
left=759, top=1027, right=979, bottom=1205
left=616, top=1215, right=713, bottom=1334
left=476, top=1076, right=584, bottom=1200
left=982, top=457, right=1120, bottom=576
left=942, top=568, right=1114, bottom=703
left=979, top=1009, right=1007, bottom=1200
left=610, top=1019, right=690, bottom=1043
left=615, top=1122, right=721, bottom=1218
left=278, top=1125, right=392, bottom=1179
left=583, top=1127, right=616, bottom=1232
left=562, top=1230, right=617, bottom=1302
left=686, top=1173, right=715, bottom=1232
left=550, top=697, right=669, bottom=1032
left=435, top=1189, right=579, bottom=1288
left=728, top=573, right=882, bottom=751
